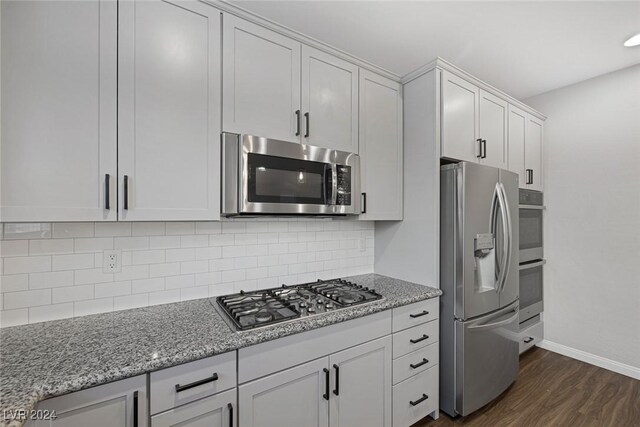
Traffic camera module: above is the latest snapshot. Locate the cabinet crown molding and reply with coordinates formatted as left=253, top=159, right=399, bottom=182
left=402, top=57, right=547, bottom=121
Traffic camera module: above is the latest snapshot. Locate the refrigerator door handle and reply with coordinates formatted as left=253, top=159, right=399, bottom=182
left=491, top=183, right=509, bottom=293
left=498, top=182, right=512, bottom=293
left=467, top=309, right=519, bottom=331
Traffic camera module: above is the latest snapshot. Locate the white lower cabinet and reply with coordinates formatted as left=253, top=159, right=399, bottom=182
left=392, top=366, right=439, bottom=427
left=239, top=358, right=329, bottom=427
left=239, top=332, right=392, bottom=427
left=33, top=375, right=147, bottom=427
left=151, top=388, right=235, bottom=427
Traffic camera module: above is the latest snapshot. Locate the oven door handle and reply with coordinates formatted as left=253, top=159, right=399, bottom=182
left=519, top=260, right=546, bottom=270
left=518, top=204, right=545, bottom=210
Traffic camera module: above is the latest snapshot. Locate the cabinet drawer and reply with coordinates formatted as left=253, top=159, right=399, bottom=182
left=150, top=351, right=236, bottom=415
left=519, top=320, right=544, bottom=354
left=393, top=320, right=439, bottom=359
left=151, top=388, right=236, bottom=427
left=393, top=342, right=438, bottom=385
left=393, top=365, right=438, bottom=427
left=392, top=298, right=439, bottom=332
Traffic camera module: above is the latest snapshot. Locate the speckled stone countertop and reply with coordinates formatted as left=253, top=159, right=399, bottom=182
left=0, top=274, right=440, bottom=426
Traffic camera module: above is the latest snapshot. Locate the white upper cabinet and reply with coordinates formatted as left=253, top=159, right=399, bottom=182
left=525, top=115, right=544, bottom=191
left=441, top=70, right=479, bottom=163
left=301, top=46, right=359, bottom=153
left=508, top=105, right=527, bottom=188
left=329, top=336, right=392, bottom=427
left=478, top=90, right=508, bottom=169
left=223, top=14, right=301, bottom=143
left=0, top=0, right=117, bottom=222
left=118, top=0, right=221, bottom=221
left=359, top=70, right=403, bottom=220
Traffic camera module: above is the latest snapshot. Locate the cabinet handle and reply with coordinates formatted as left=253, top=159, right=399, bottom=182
left=526, top=169, right=533, bottom=185
left=410, top=358, right=429, bottom=369
left=410, top=334, right=429, bottom=344
left=361, top=193, right=367, bottom=214
left=228, top=403, right=233, bottom=427
left=482, top=139, right=487, bottom=158
left=476, top=138, right=483, bottom=158
left=333, top=364, right=340, bottom=396
left=323, top=368, right=330, bottom=400
left=524, top=337, right=534, bottom=343
left=133, top=391, right=139, bottom=427
left=530, top=169, right=534, bottom=184
left=105, top=174, right=110, bottom=210
left=295, top=110, right=301, bottom=136
left=175, top=372, right=218, bottom=392
left=409, top=310, right=429, bottom=318
left=124, top=175, right=130, bottom=210
left=409, top=393, right=429, bottom=406
left=304, top=112, right=310, bottom=138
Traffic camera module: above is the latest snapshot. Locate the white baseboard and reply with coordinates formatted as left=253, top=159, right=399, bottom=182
left=537, top=339, right=640, bottom=380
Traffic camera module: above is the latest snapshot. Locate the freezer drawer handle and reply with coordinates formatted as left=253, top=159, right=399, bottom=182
left=409, top=334, right=429, bottom=344
left=409, top=358, right=429, bottom=369
left=468, top=310, right=519, bottom=332
left=409, top=310, right=429, bottom=318
left=409, top=393, right=429, bottom=406
left=175, top=373, right=219, bottom=392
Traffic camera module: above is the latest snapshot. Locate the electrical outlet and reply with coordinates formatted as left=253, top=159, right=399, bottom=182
left=103, top=249, right=122, bottom=273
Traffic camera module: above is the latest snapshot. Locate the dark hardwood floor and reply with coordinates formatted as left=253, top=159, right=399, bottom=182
left=413, top=347, right=640, bottom=427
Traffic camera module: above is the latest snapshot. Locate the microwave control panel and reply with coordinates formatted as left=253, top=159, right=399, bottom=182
left=336, top=166, right=351, bottom=206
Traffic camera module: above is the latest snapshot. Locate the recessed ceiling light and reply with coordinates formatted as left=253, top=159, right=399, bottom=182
left=624, top=33, right=640, bottom=47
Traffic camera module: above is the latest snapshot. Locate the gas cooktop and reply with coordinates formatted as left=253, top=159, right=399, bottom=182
left=214, top=278, right=383, bottom=331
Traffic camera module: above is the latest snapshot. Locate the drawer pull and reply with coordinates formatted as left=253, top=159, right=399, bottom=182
left=175, top=373, right=219, bottom=392
left=524, top=337, right=534, bottom=343
left=409, top=358, right=429, bottom=369
left=409, top=393, right=429, bottom=406
left=409, top=334, right=429, bottom=344
left=409, top=310, right=429, bottom=318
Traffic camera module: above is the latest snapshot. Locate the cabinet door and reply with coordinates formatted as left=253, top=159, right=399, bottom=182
left=478, top=90, right=508, bottom=169
left=0, top=0, right=117, bottom=222
left=34, top=375, right=147, bottom=427
left=525, top=115, right=544, bottom=191
left=118, top=0, right=221, bottom=221
left=223, top=14, right=301, bottom=143
left=301, top=46, right=358, bottom=152
left=359, top=70, right=403, bottom=220
left=329, top=336, right=392, bottom=427
left=151, top=389, right=235, bottom=427
left=508, top=105, right=527, bottom=188
left=239, top=358, right=329, bottom=427
left=441, top=71, right=479, bottom=163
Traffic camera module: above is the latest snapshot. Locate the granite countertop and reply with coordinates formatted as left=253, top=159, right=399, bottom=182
left=0, top=274, right=441, bottom=426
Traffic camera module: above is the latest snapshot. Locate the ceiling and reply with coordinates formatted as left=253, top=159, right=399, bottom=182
left=228, top=1, right=640, bottom=99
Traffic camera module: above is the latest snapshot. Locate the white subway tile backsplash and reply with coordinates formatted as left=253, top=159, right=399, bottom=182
left=132, top=222, right=165, bottom=236
left=1, top=220, right=374, bottom=326
left=74, top=297, right=113, bottom=317
left=52, top=253, right=94, bottom=271
left=1, top=240, right=29, bottom=257
left=52, top=223, right=94, bottom=238
left=95, top=222, right=132, bottom=237
left=52, top=285, right=94, bottom=304
left=95, top=281, right=132, bottom=298
left=4, top=289, right=51, bottom=309
left=165, top=222, right=195, bottom=235
left=74, top=237, right=114, bottom=253
left=4, top=256, right=51, bottom=275
left=30, top=271, right=74, bottom=289
left=29, top=302, right=74, bottom=323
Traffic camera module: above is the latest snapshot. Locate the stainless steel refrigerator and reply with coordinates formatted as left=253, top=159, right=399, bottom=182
left=440, top=162, right=520, bottom=417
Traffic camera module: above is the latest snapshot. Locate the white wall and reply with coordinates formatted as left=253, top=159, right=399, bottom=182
left=0, top=219, right=374, bottom=327
left=524, top=64, right=640, bottom=375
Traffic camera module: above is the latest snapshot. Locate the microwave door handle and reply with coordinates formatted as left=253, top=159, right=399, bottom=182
left=330, top=164, right=338, bottom=205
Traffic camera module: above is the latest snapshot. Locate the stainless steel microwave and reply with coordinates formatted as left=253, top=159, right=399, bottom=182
left=221, top=133, right=360, bottom=216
